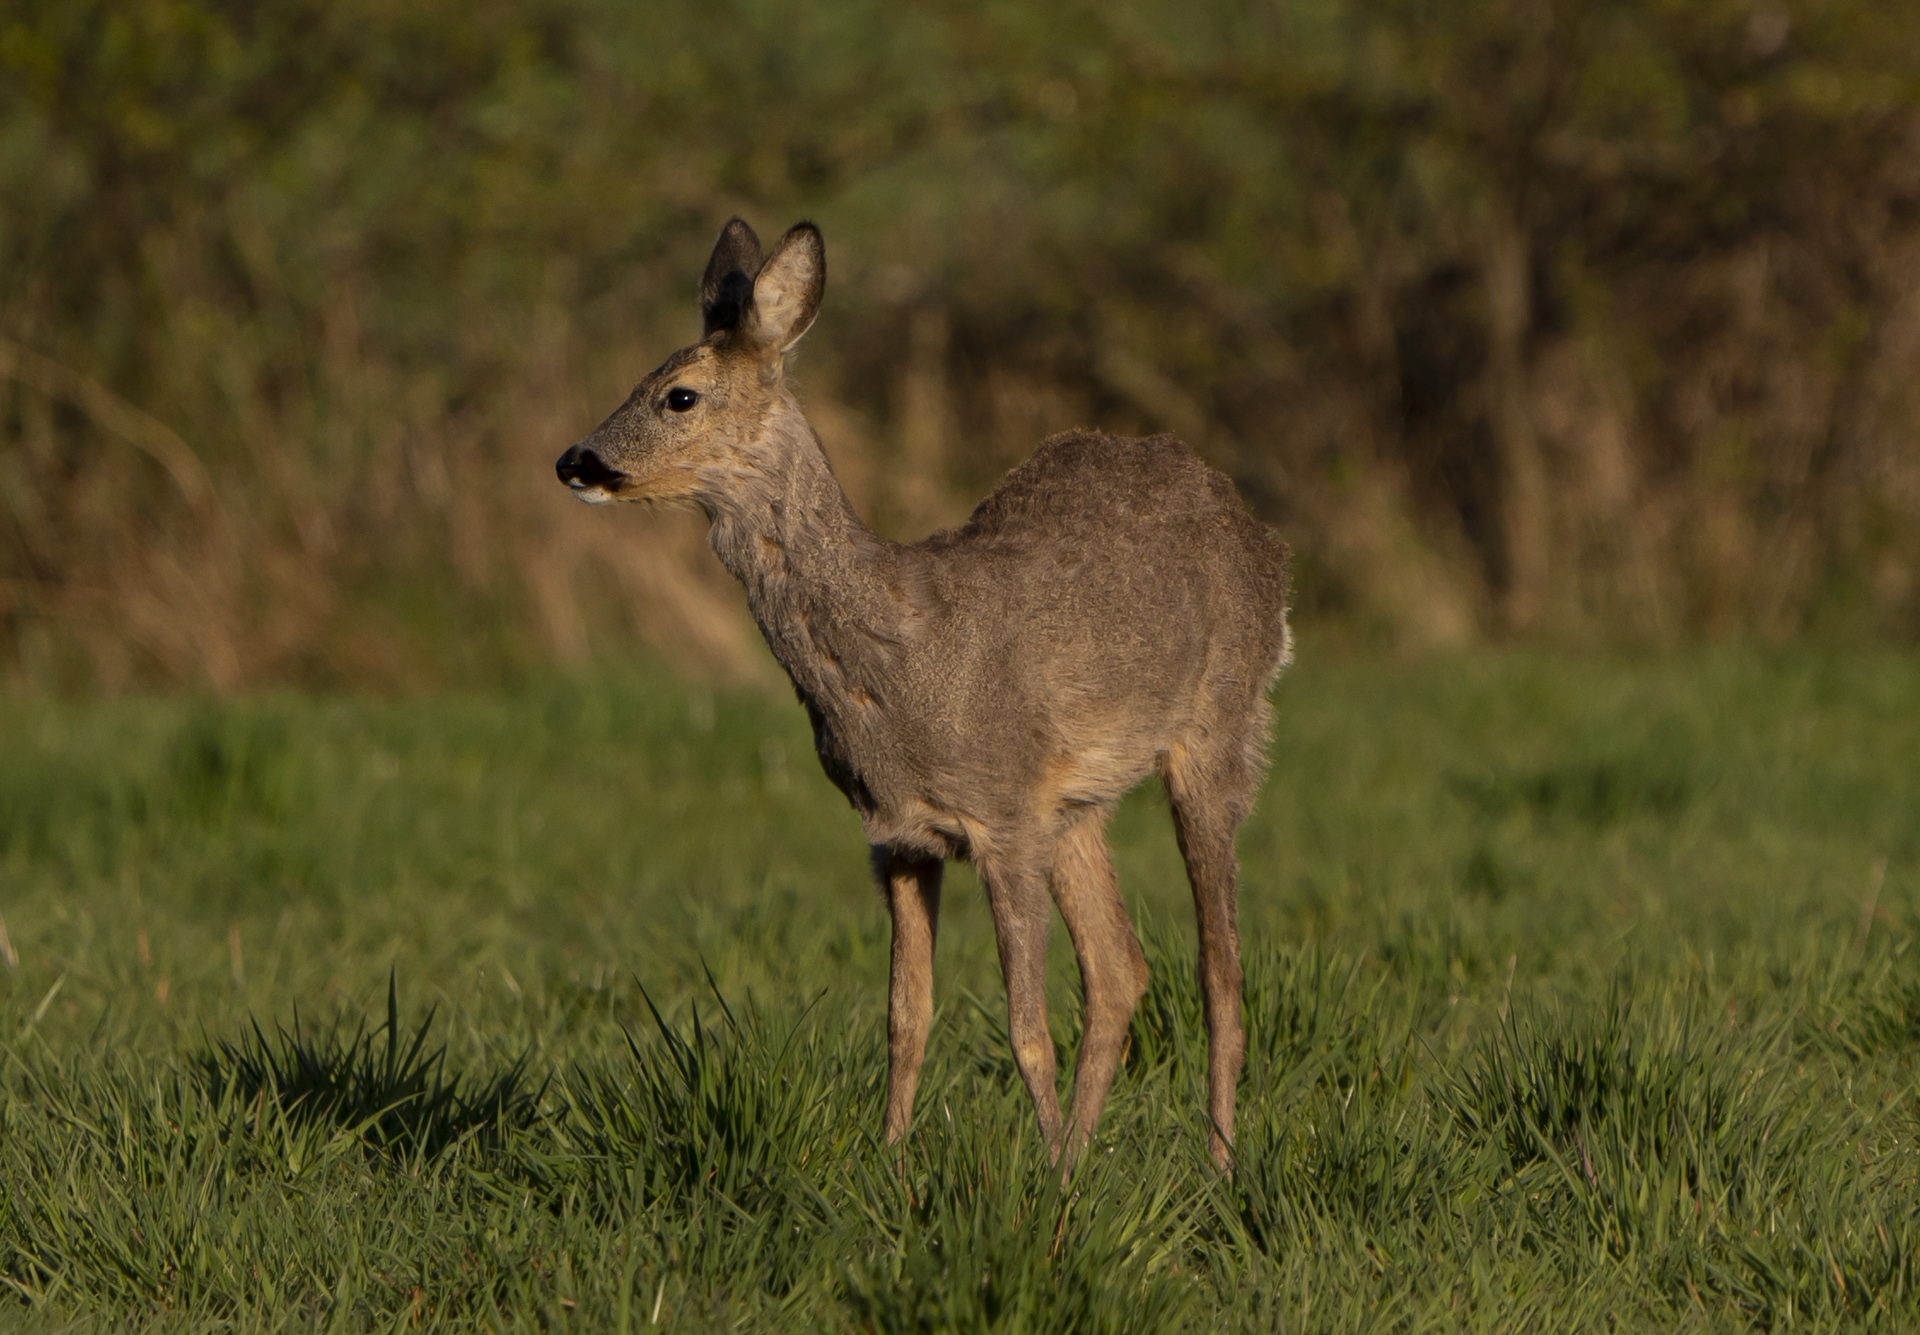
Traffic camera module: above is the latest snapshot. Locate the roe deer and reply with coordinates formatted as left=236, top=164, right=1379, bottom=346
left=556, top=219, right=1291, bottom=1168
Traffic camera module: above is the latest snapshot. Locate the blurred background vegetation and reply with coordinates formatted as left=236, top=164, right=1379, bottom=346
left=3, top=0, right=1919, bottom=691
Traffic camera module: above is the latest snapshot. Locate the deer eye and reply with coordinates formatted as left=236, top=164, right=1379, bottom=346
left=665, top=387, right=699, bottom=412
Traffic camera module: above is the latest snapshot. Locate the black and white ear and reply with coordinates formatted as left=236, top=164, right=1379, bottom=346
left=701, top=217, right=763, bottom=336
left=749, top=223, right=826, bottom=354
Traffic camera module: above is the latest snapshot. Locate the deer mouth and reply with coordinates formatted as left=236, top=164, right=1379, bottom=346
left=555, top=443, right=628, bottom=503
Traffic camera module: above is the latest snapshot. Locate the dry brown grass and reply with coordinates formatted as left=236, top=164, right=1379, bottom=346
left=4, top=0, right=1918, bottom=689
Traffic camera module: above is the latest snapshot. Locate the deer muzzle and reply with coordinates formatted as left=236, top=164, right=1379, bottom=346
left=555, top=442, right=627, bottom=504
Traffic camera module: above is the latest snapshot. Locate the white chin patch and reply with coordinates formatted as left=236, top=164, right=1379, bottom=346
left=570, top=486, right=615, bottom=505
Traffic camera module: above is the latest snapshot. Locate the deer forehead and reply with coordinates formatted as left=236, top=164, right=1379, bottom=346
left=644, top=342, right=764, bottom=394
left=646, top=345, right=714, bottom=384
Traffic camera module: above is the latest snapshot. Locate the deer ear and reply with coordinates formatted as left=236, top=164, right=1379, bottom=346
left=701, top=218, right=763, bottom=336
left=749, top=223, right=825, bottom=353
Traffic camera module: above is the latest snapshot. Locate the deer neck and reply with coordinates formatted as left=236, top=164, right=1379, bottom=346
left=704, top=391, right=913, bottom=715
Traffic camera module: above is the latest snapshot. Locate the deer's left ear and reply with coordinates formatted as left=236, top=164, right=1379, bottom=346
left=749, top=223, right=825, bottom=354
left=701, top=217, right=763, bottom=336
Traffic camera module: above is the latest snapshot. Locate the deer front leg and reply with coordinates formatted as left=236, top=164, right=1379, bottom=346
left=879, top=848, right=943, bottom=1143
left=979, top=850, right=1063, bottom=1155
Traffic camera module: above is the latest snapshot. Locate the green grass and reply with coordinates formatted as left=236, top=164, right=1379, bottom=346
left=1, top=649, right=1917, bottom=1330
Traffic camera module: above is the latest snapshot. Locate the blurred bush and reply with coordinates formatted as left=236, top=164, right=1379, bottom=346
left=2, top=0, right=1918, bottom=688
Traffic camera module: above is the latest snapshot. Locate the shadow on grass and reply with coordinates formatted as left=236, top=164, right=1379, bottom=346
left=194, top=973, right=541, bottom=1160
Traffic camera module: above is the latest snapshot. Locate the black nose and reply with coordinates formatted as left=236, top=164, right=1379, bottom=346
left=555, top=443, right=626, bottom=491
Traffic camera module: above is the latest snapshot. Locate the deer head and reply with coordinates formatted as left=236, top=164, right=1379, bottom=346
left=555, top=218, right=825, bottom=508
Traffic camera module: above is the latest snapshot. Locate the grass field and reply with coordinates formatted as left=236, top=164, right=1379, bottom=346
left=1, top=650, right=1917, bottom=1331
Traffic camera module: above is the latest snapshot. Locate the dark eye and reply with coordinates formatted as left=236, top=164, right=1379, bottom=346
left=666, top=387, right=699, bottom=412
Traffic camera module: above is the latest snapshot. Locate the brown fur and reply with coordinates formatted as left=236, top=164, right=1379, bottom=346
left=556, top=219, right=1292, bottom=1168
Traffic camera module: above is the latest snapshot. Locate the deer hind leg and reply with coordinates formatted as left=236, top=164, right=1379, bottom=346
left=1164, top=742, right=1255, bottom=1171
left=976, top=844, right=1064, bottom=1154
left=1050, top=813, right=1148, bottom=1162
left=878, top=848, right=943, bottom=1144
